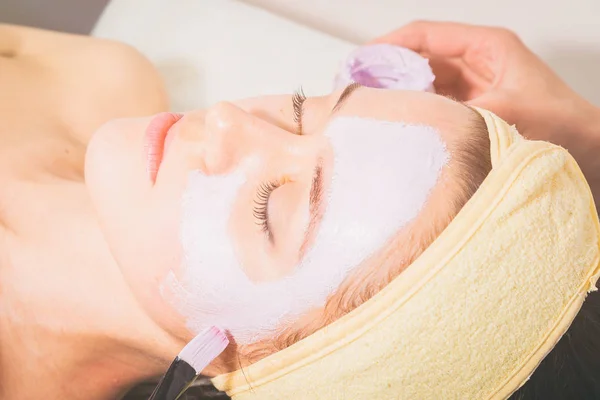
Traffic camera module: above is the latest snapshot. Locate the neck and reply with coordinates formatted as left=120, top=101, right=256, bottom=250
left=0, top=331, right=166, bottom=400
left=0, top=178, right=183, bottom=400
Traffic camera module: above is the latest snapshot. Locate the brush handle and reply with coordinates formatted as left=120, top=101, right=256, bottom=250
left=148, top=357, right=198, bottom=400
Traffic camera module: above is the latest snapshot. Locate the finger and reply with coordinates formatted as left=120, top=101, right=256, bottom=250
left=425, top=56, right=491, bottom=101
left=371, top=20, right=484, bottom=59
left=425, top=56, right=464, bottom=95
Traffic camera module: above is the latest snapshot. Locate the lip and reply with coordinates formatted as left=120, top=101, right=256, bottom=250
left=144, top=112, right=184, bottom=183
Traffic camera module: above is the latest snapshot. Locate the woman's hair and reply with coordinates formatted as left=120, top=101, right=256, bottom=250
left=510, top=290, right=600, bottom=399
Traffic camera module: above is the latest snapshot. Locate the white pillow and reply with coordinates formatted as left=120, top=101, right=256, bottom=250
left=92, top=0, right=355, bottom=111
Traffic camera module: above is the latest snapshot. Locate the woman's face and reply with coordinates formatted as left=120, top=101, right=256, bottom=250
left=85, top=86, right=472, bottom=340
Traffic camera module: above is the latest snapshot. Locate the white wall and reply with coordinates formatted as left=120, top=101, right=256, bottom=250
left=0, top=0, right=109, bottom=34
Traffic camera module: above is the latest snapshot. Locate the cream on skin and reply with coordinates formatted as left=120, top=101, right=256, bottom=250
left=164, top=116, right=449, bottom=344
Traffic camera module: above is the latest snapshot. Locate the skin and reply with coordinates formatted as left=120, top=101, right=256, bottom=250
left=0, top=24, right=476, bottom=400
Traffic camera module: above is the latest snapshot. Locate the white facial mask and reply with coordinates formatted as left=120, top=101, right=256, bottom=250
left=164, top=116, right=448, bottom=344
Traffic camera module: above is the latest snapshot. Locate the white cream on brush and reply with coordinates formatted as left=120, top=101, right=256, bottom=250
left=163, top=116, right=449, bottom=344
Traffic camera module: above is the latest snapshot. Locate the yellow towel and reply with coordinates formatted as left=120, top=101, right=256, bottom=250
left=212, top=108, right=600, bottom=400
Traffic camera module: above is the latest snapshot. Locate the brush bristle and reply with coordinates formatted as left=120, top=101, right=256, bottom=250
left=178, top=327, right=229, bottom=372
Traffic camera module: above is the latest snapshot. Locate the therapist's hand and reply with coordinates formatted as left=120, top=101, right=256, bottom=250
left=373, top=21, right=597, bottom=144
left=374, top=21, right=600, bottom=208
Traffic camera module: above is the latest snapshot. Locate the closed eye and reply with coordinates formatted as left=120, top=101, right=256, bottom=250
left=253, top=180, right=281, bottom=243
left=292, top=87, right=306, bottom=135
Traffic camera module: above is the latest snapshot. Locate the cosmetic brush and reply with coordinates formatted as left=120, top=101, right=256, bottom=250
left=148, top=326, right=229, bottom=400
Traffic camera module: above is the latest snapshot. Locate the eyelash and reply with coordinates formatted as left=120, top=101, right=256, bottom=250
left=253, top=180, right=281, bottom=241
left=292, top=87, right=306, bottom=135
left=252, top=89, right=306, bottom=241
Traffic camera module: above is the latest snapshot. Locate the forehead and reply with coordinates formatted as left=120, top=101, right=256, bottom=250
left=321, top=88, right=475, bottom=145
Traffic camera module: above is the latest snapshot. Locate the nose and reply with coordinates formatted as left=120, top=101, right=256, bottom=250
left=186, top=101, right=319, bottom=175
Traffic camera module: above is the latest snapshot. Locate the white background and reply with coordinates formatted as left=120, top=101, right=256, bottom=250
left=243, top=0, right=600, bottom=105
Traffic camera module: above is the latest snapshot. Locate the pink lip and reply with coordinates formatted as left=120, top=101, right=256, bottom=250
left=144, top=112, right=184, bottom=183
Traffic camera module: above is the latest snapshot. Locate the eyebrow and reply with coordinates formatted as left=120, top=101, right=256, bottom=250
left=299, top=162, right=324, bottom=257
left=331, top=82, right=362, bottom=114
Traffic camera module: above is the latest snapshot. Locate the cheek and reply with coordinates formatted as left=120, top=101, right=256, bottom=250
left=86, top=117, right=152, bottom=218
left=86, top=117, right=195, bottom=338
left=111, top=188, right=189, bottom=339
left=86, top=119, right=182, bottom=298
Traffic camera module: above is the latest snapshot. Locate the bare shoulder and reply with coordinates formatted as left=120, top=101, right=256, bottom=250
left=0, top=24, right=168, bottom=121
